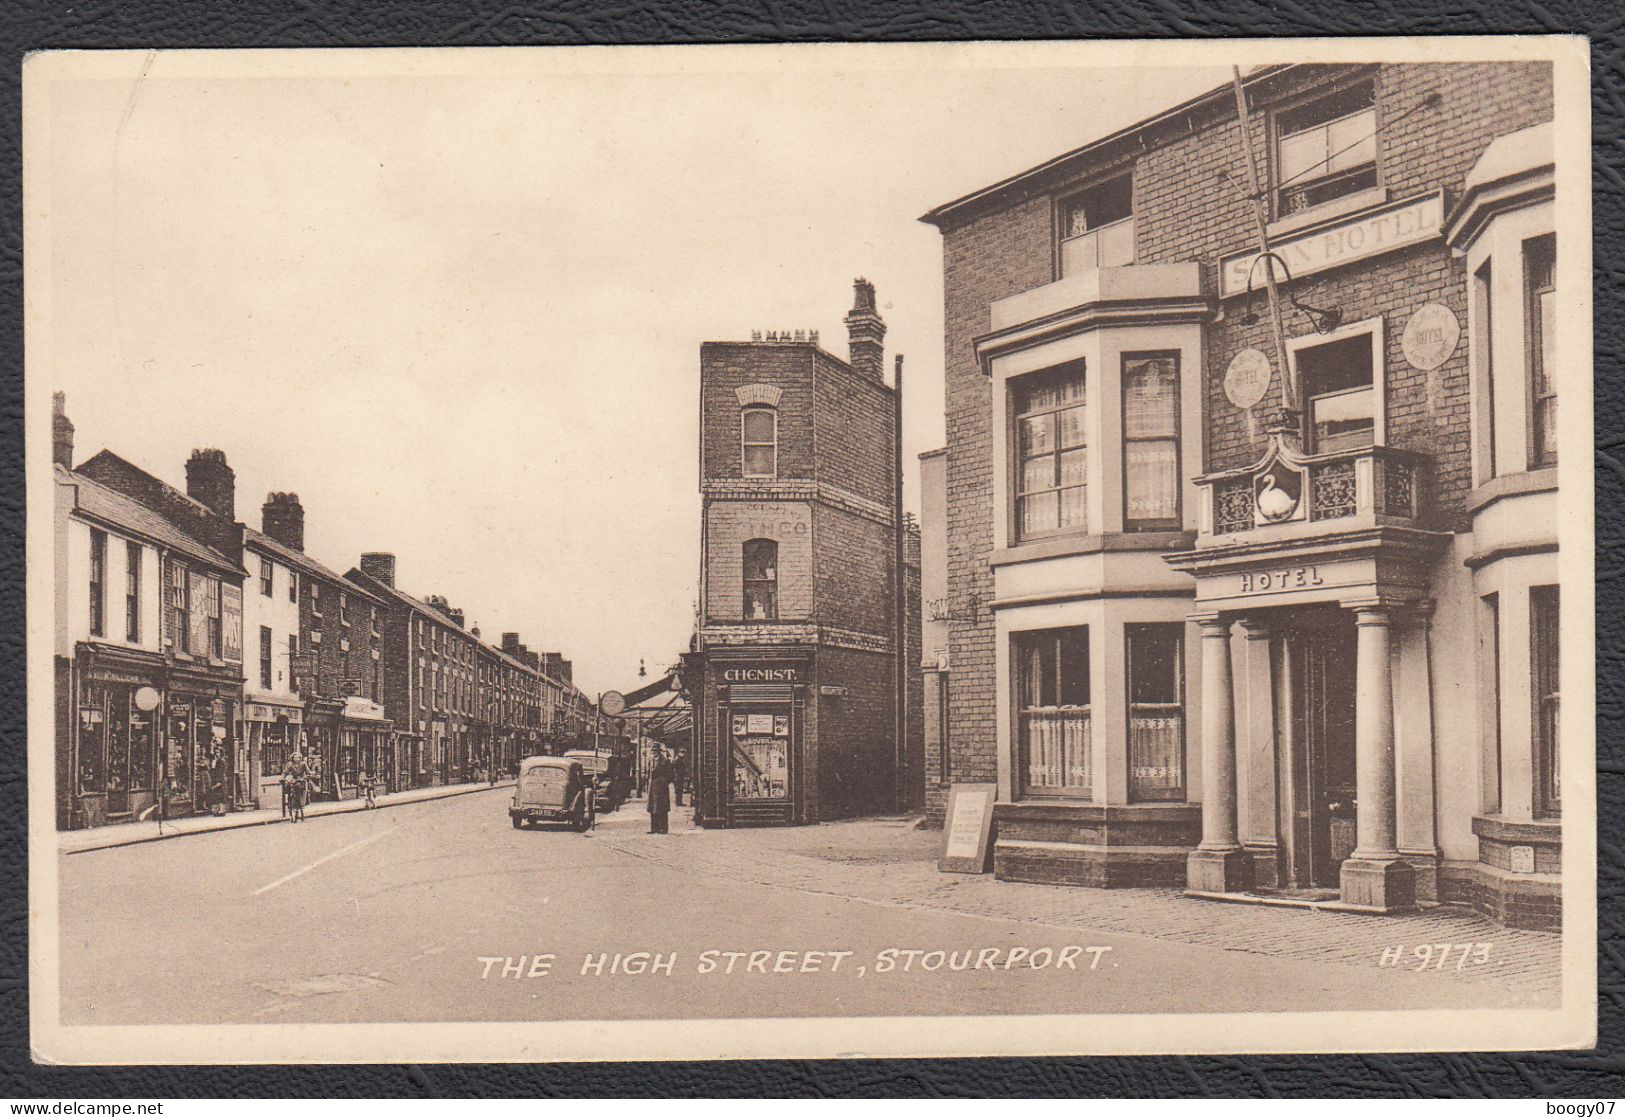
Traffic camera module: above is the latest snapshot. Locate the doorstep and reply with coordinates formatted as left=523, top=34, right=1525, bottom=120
left=1186, top=888, right=1442, bottom=914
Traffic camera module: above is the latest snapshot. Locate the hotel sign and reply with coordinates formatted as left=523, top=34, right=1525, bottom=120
left=1220, top=191, right=1445, bottom=298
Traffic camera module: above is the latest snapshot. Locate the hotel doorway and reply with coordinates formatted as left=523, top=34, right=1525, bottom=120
left=1280, top=607, right=1358, bottom=892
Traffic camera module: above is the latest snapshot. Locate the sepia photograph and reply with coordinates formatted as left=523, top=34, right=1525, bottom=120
left=23, top=36, right=1595, bottom=1065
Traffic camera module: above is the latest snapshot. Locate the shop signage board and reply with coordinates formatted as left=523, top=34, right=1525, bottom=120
left=1219, top=190, right=1445, bottom=297
left=938, top=782, right=997, bottom=874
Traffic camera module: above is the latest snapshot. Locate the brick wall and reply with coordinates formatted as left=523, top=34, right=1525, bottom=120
left=704, top=501, right=814, bottom=621
left=812, top=348, right=896, bottom=507
left=815, top=646, right=899, bottom=820
left=700, top=343, right=816, bottom=482
left=812, top=504, right=894, bottom=637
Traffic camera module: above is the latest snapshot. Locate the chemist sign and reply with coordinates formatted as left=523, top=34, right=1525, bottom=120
left=1220, top=190, right=1445, bottom=298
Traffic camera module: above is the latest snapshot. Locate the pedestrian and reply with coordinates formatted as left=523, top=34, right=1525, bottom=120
left=646, top=746, right=673, bottom=835
left=361, top=766, right=377, bottom=808
left=673, top=748, right=690, bottom=807
left=206, top=742, right=227, bottom=816
left=283, top=752, right=311, bottom=822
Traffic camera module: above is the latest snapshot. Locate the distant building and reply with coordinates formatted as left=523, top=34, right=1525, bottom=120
left=686, top=280, right=923, bottom=826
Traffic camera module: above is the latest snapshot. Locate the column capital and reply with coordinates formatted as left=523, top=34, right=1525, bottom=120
left=1346, top=597, right=1404, bottom=624
left=1237, top=616, right=1272, bottom=640
left=1188, top=612, right=1232, bottom=634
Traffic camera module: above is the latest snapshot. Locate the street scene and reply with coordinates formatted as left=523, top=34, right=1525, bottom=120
left=57, top=784, right=1558, bottom=1025
left=29, top=41, right=1588, bottom=1061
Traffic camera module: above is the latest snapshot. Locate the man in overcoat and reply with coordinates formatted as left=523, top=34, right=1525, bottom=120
left=647, top=746, right=674, bottom=834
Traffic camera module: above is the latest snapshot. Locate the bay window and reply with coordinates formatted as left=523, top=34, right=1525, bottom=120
left=1014, top=626, right=1091, bottom=798
left=1122, top=353, right=1181, bottom=530
left=1013, top=363, right=1088, bottom=539
left=1531, top=585, right=1560, bottom=818
left=1526, top=234, right=1557, bottom=467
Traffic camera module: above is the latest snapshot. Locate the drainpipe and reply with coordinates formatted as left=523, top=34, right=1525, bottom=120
left=894, top=353, right=907, bottom=814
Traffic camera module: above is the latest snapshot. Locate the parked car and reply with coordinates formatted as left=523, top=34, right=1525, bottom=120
left=510, top=756, right=594, bottom=832
left=563, top=749, right=630, bottom=813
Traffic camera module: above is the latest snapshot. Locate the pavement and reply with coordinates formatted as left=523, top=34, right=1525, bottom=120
left=50, top=787, right=1561, bottom=1028
left=55, top=778, right=513, bottom=854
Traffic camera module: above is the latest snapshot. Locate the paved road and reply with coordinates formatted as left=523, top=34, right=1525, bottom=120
left=56, top=788, right=1538, bottom=1026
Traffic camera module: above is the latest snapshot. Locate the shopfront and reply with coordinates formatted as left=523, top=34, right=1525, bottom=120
left=341, top=696, right=393, bottom=796
left=246, top=699, right=303, bottom=812
left=693, top=652, right=811, bottom=828
left=165, top=664, right=243, bottom=820
left=63, top=644, right=166, bottom=829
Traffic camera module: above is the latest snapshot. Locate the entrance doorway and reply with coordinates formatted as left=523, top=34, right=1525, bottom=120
left=1281, top=608, right=1358, bottom=892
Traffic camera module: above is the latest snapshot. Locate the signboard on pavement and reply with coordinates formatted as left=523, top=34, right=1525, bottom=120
left=938, top=782, right=997, bottom=874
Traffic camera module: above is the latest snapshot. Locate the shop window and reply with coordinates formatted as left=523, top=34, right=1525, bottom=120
left=1014, top=626, right=1091, bottom=798
left=339, top=730, right=358, bottom=787
left=259, top=557, right=274, bottom=597
left=1127, top=624, right=1186, bottom=801
left=262, top=719, right=292, bottom=780
left=1299, top=333, right=1377, bottom=453
left=730, top=708, right=791, bottom=801
left=259, top=626, right=274, bottom=690
left=128, top=695, right=154, bottom=792
left=743, top=538, right=779, bottom=621
left=1531, top=585, right=1560, bottom=818
left=1526, top=234, right=1557, bottom=468
left=742, top=406, right=777, bottom=478
left=1122, top=353, right=1181, bottom=530
left=1059, top=173, right=1134, bottom=275
left=1275, top=79, right=1378, bottom=217
left=125, top=542, right=142, bottom=643
left=77, top=685, right=107, bottom=795
left=88, top=529, right=106, bottom=637
left=1013, top=362, right=1088, bottom=540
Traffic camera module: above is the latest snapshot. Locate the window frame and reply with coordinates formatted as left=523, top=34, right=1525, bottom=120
left=259, top=556, right=274, bottom=597
left=1288, top=316, right=1387, bottom=454
left=741, top=538, right=780, bottom=621
left=1270, top=75, right=1381, bottom=221
left=1056, top=170, right=1135, bottom=276
left=1531, top=584, right=1560, bottom=819
left=1010, top=361, right=1089, bottom=542
left=1120, top=351, right=1183, bottom=532
left=1473, top=258, right=1497, bottom=482
left=171, top=561, right=190, bottom=654
left=1125, top=623, right=1187, bottom=802
left=125, top=541, right=142, bottom=643
left=1525, top=233, right=1557, bottom=469
left=88, top=528, right=107, bottom=638
left=259, top=625, right=274, bottom=690
left=741, top=405, right=778, bottom=479
left=1012, top=625, right=1093, bottom=801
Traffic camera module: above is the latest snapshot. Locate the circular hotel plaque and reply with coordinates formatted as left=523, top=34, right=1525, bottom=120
left=1402, top=302, right=1460, bottom=371
left=1224, top=347, right=1273, bottom=410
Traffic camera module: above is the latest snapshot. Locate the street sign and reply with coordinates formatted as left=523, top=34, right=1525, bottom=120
left=599, top=690, right=626, bottom=716
left=939, top=783, right=997, bottom=874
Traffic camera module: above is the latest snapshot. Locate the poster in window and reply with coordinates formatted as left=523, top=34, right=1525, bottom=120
left=731, top=714, right=747, bottom=737
left=746, top=713, right=774, bottom=735
left=773, top=715, right=789, bottom=737
left=220, top=582, right=244, bottom=663
left=732, top=735, right=788, bottom=800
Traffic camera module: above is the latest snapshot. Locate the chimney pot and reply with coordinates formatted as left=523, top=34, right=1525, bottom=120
left=185, top=448, right=235, bottom=521
left=359, top=552, right=396, bottom=588
left=261, top=491, right=306, bottom=552
left=52, top=391, right=74, bottom=469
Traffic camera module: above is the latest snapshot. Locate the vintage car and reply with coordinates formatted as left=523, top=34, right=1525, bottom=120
left=562, top=749, right=630, bottom=813
left=510, top=756, right=594, bottom=831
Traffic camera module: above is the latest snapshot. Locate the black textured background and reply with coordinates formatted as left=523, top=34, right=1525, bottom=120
left=1, top=0, right=1620, bottom=1098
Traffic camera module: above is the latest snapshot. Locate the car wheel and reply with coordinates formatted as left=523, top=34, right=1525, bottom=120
left=512, top=815, right=523, bottom=829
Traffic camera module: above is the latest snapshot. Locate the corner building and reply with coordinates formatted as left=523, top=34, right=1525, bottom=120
left=689, top=280, right=922, bottom=826
left=922, top=62, right=1561, bottom=927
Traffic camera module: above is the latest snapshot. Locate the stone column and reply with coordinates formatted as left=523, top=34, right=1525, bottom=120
left=1185, top=614, right=1253, bottom=894
left=1339, top=601, right=1416, bottom=912
left=1237, top=618, right=1280, bottom=889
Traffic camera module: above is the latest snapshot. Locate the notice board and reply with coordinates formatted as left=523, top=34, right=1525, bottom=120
left=938, top=782, right=997, bottom=874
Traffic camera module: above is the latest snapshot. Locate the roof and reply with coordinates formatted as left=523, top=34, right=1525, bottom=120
left=57, top=464, right=240, bottom=573
left=919, top=63, right=1298, bottom=229
left=245, top=527, right=387, bottom=606
left=1463, top=120, right=1553, bottom=192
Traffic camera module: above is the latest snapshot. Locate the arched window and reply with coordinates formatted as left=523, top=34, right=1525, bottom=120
left=742, top=406, right=777, bottom=478
left=743, top=539, right=778, bottom=620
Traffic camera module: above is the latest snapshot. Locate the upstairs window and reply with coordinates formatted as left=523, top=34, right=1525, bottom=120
left=1122, top=353, right=1181, bottom=531
left=742, top=406, right=777, bottom=478
left=259, top=557, right=274, bottom=597
left=125, top=542, right=142, bottom=643
left=259, top=626, right=274, bottom=690
left=88, top=529, right=107, bottom=637
left=1275, top=80, right=1378, bottom=217
left=743, top=539, right=779, bottom=621
left=1526, top=234, right=1557, bottom=468
left=288, top=570, right=298, bottom=603
left=1059, top=174, right=1134, bottom=275
left=1013, top=363, right=1088, bottom=539
left=171, top=562, right=190, bottom=653
left=1300, top=334, right=1376, bottom=453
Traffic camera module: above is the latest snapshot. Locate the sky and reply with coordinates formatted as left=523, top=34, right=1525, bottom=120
left=37, top=45, right=1236, bottom=696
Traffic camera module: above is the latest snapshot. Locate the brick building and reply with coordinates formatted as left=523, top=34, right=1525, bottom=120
left=921, top=63, right=1562, bottom=927
left=686, top=280, right=923, bottom=827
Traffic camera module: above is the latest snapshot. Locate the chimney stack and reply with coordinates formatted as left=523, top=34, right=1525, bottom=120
left=359, top=552, right=396, bottom=588
left=501, top=632, right=522, bottom=656
left=52, top=392, right=75, bottom=469
left=261, top=492, right=306, bottom=552
left=843, top=277, right=886, bottom=382
left=186, top=448, right=235, bottom=521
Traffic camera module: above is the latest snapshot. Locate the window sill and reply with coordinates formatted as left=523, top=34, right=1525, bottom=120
left=1266, top=185, right=1389, bottom=240
left=1465, top=467, right=1558, bottom=517
left=991, top=530, right=1193, bottom=568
